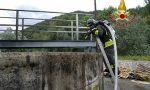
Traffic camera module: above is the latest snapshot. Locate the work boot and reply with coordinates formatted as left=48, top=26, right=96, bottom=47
left=112, top=67, right=120, bottom=75
left=104, top=68, right=109, bottom=73
left=104, top=68, right=120, bottom=77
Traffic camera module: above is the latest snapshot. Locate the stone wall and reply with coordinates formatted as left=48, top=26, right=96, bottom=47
left=0, top=52, right=103, bottom=90
left=118, top=60, right=150, bottom=70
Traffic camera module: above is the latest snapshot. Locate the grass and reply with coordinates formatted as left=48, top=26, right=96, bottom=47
left=118, top=56, right=150, bottom=61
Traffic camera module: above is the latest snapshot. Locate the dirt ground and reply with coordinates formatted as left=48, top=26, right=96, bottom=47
left=104, top=78, right=150, bottom=90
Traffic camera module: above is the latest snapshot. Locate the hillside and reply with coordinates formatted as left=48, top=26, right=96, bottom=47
left=1, top=0, right=150, bottom=55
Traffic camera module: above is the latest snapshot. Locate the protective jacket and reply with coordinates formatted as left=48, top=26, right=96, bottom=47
left=90, top=21, right=114, bottom=48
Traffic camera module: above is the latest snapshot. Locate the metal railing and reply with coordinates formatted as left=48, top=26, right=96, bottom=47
left=0, top=8, right=93, bottom=41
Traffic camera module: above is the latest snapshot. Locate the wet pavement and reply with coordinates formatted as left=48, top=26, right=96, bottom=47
left=104, top=78, right=150, bottom=90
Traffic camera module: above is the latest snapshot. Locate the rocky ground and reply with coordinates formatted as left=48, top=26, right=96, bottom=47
left=104, top=63, right=150, bottom=90
left=119, top=64, right=150, bottom=82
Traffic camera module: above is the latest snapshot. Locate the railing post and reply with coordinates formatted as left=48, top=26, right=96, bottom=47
left=76, top=13, right=79, bottom=40
left=71, top=20, right=74, bottom=40
left=16, top=10, right=19, bottom=40
left=22, top=18, right=24, bottom=40
left=94, top=0, right=97, bottom=19
left=90, top=34, right=93, bottom=41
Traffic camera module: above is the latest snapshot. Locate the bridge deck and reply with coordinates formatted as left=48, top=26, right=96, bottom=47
left=0, top=40, right=96, bottom=48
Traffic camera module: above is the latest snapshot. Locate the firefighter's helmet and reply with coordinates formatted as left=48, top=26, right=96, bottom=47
left=87, top=18, right=96, bottom=27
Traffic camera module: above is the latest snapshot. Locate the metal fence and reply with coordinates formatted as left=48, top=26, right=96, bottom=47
left=0, top=8, right=93, bottom=41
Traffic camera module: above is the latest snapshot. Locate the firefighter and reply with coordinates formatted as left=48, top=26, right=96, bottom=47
left=86, top=18, right=120, bottom=76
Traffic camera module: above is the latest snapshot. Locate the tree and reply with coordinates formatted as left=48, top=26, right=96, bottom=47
left=115, top=16, right=150, bottom=55
left=0, top=27, right=28, bottom=52
left=0, top=27, right=15, bottom=40
left=144, top=0, right=150, bottom=24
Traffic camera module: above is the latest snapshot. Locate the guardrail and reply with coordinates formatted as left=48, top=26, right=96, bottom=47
left=0, top=40, right=96, bottom=48
left=0, top=8, right=93, bottom=41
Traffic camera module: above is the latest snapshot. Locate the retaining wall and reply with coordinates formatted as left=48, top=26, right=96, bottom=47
left=0, top=52, right=103, bottom=90
left=118, top=60, right=150, bottom=70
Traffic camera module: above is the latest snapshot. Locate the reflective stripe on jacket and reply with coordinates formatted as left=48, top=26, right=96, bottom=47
left=104, top=39, right=113, bottom=48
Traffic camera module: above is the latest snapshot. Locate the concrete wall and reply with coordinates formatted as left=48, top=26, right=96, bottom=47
left=0, top=52, right=103, bottom=90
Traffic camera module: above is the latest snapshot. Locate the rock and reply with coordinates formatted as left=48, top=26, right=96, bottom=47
left=119, top=67, right=131, bottom=79
left=135, top=64, right=150, bottom=81
left=119, top=64, right=150, bottom=82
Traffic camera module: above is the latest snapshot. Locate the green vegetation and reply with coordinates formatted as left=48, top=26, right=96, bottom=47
left=0, top=1, right=150, bottom=58
left=0, top=27, right=16, bottom=40
left=118, top=56, right=150, bottom=61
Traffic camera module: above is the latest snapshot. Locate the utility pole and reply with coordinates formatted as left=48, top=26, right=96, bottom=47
left=94, top=0, right=97, bottom=19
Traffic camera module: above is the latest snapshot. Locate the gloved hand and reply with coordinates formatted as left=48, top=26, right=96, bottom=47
left=85, top=28, right=99, bottom=39
left=91, top=28, right=99, bottom=36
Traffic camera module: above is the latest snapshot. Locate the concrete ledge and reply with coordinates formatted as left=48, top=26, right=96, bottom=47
left=0, top=40, right=96, bottom=48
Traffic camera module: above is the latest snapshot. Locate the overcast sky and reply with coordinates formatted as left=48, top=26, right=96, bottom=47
left=0, top=0, right=146, bottom=30
left=0, top=0, right=146, bottom=12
